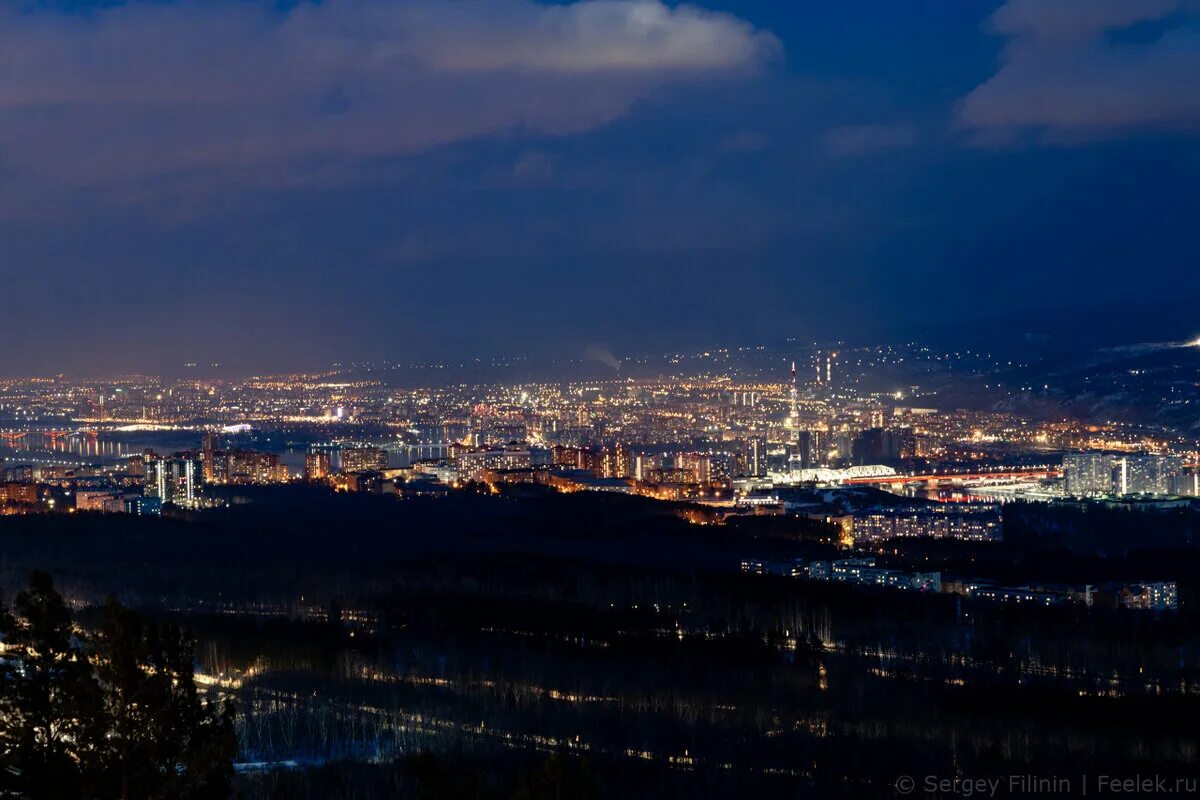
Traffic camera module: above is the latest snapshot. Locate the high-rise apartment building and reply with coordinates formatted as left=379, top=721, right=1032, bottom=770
left=1063, top=453, right=1184, bottom=496
left=745, top=436, right=767, bottom=477
left=305, top=451, right=332, bottom=480
left=144, top=456, right=201, bottom=507
left=341, top=447, right=389, bottom=473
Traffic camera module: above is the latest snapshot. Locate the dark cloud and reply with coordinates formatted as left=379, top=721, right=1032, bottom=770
left=0, top=0, right=779, bottom=196
left=959, top=0, right=1200, bottom=141
left=0, top=0, right=1196, bottom=377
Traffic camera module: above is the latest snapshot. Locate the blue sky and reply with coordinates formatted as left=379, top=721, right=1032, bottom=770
left=1, top=0, right=1197, bottom=374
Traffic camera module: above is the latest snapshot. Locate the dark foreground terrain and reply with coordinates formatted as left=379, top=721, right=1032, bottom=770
left=3, top=485, right=1200, bottom=798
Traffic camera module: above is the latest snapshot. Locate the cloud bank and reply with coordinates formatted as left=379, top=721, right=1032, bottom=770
left=0, top=0, right=779, bottom=188
left=959, top=0, right=1200, bottom=142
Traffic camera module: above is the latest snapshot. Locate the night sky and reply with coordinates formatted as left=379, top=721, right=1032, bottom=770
left=2, top=0, right=1198, bottom=375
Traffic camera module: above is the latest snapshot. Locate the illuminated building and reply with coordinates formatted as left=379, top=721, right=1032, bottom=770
left=1118, top=455, right=1183, bottom=495
left=634, top=453, right=659, bottom=481
left=124, top=496, right=163, bottom=516
left=745, top=436, right=767, bottom=477
left=1172, top=470, right=1200, bottom=497
left=482, top=467, right=552, bottom=486
left=127, top=453, right=148, bottom=478
left=552, top=445, right=590, bottom=470
left=743, top=557, right=940, bottom=591
left=1064, top=453, right=1184, bottom=496
left=331, top=470, right=385, bottom=493
left=643, top=466, right=695, bottom=485
left=305, top=451, right=332, bottom=480
left=144, top=456, right=201, bottom=507
left=39, top=466, right=74, bottom=483
left=599, top=443, right=632, bottom=478
left=677, top=453, right=706, bottom=482
left=1118, top=582, right=1178, bottom=611
left=224, top=449, right=284, bottom=483
left=973, top=586, right=1063, bottom=606
left=731, top=390, right=758, bottom=407
left=201, top=431, right=220, bottom=482
left=455, top=449, right=533, bottom=482
left=615, top=444, right=633, bottom=478
left=341, top=447, right=388, bottom=473
left=795, top=430, right=823, bottom=469
left=1063, top=453, right=1115, bottom=495
left=0, top=482, right=39, bottom=505
left=700, top=453, right=735, bottom=484
left=829, top=558, right=940, bottom=591
left=448, top=442, right=474, bottom=463
left=851, top=504, right=1002, bottom=544
left=3, top=464, right=34, bottom=483
left=75, top=490, right=125, bottom=513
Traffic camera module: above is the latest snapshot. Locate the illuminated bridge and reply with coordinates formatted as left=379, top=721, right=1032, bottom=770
left=843, top=469, right=1060, bottom=486
left=1, top=427, right=99, bottom=440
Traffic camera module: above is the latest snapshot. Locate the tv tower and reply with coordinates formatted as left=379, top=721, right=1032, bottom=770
left=789, top=360, right=799, bottom=428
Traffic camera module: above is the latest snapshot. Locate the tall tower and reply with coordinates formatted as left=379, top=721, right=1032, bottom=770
left=789, top=361, right=799, bottom=429
left=201, top=431, right=219, bottom=483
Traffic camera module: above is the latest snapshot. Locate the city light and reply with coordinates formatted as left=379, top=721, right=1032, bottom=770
left=0, top=0, right=1193, bottom=790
